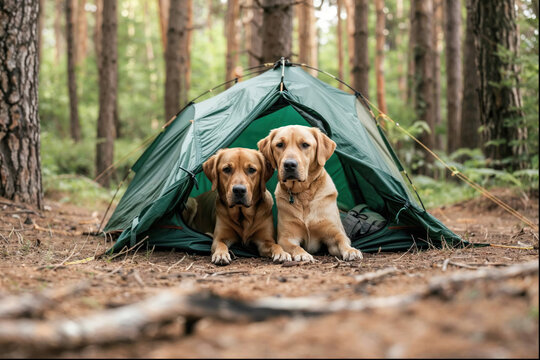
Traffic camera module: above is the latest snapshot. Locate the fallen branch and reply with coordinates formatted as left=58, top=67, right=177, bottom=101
left=354, top=266, right=398, bottom=283
left=0, top=282, right=89, bottom=319
left=0, top=261, right=537, bottom=353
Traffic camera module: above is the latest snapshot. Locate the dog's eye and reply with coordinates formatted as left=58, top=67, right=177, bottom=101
left=247, top=167, right=256, bottom=174
left=302, top=142, right=310, bottom=148
left=222, top=166, right=232, bottom=174
left=276, top=142, right=284, bottom=148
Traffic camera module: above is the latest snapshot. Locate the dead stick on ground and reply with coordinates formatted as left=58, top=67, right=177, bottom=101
left=0, top=281, right=89, bottom=319
left=166, top=255, right=186, bottom=273
left=0, top=261, right=537, bottom=353
left=354, top=266, right=398, bottom=283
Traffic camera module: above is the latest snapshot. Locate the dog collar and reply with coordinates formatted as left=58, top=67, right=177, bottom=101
left=287, top=188, right=295, bottom=204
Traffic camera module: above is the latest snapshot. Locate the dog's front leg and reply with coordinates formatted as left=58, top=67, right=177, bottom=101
left=327, top=230, right=363, bottom=261
left=254, top=236, right=292, bottom=263
left=211, top=231, right=236, bottom=265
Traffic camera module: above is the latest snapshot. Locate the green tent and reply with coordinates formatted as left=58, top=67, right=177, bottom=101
left=105, top=62, right=466, bottom=256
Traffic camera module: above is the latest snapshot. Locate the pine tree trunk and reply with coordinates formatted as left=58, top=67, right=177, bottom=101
left=76, top=0, right=87, bottom=64
left=470, top=0, right=526, bottom=169
left=94, top=0, right=102, bottom=69
left=352, top=0, right=369, bottom=97
left=297, top=0, right=317, bottom=76
left=164, top=0, right=190, bottom=119
left=184, top=0, right=192, bottom=98
left=343, top=0, right=355, bottom=85
left=0, top=0, right=43, bottom=208
left=460, top=0, right=480, bottom=150
left=337, top=0, right=344, bottom=89
left=261, top=0, right=293, bottom=63
left=66, top=0, right=81, bottom=142
left=245, top=0, right=263, bottom=67
left=38, top=0, right=44, bottom=61
left=412, top=0, right=435, bottom=173
left=225, top=0, right=240, bottom=87
left=445, top=0, right=463, bottom=154
left=96, top=0, right=117, bottom=187
left=375, top=0, right=387, bottom=114
left=432, top=0, right=442, bottom=150
left=158, top=0, right=170, bottom=53
left=406, top=0, right=415, bottom=103
left=54, top=0, right=64, bottom=66
left=395, top=0, right=406, bottom=100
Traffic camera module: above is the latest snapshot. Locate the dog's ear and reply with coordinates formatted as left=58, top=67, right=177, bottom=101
left=312, top=127, right=336, bottom=167
left=258, top=152, right=275, bottom=194
left=202, top=151, right=220, bottom=191
left=257, top=130, right=277, bottom=169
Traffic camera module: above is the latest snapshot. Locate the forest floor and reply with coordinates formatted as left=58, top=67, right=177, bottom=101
left=0, top=188, right=538, bottom=358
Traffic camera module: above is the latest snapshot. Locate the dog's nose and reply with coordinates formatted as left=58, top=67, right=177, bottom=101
left=283, top=159, right=298, bottom=171
left=232, top=185, right=247, bottom=196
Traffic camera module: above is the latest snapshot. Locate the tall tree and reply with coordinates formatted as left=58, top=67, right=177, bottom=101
left=352, top=0, right=369, bottom=97
left=0, top=0, right=43, bottom=208
left=76, top=0, right=87, bottom=64
left=164, top=0, right=190, bottom=119
left=432, top=0, right=442, bottom=150
left=375, top=0, right=387, bottom=113
left=38, top=0, right=45, bottom=60
left=412, top=0, right=435, bottom=173
left=460, top=0, right=480, bottom=149
left=395, top=0, right=406, bottom=99
left=96, top=0, right=118, bottom=187
left=406, top=0, right=416, bottom=103
left=470, top=0, right=526, bottom=169
left=336, top=0, right=344, bottom=89
left=66, top=0, right=81, bottom=142
left=245, top=0, right=263, bottom=67
left=445, top=0, right=463, bottom=154
left=225, top=0, right=240, bottom=86
left=297, top=0, right=318, bottom=76
left=158, top=0, right=170, bottom=53
left=261, top=0, right=293, bottom=63
left=94, top=0, right=103, bottom=69
left=343, top=0, right=355, bottom=85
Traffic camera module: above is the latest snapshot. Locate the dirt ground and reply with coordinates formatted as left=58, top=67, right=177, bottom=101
left=0, top=188, right=538, bottom=358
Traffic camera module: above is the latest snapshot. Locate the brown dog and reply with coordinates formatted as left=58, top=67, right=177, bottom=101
left=202, top=148, right=291, bottom=265
left=258, top=125, right=363, bottom=262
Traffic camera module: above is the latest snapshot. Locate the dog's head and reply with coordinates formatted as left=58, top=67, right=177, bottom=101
left=257, top=125, right=336, bottom=185
left=202, top=148, right=274, bottom=208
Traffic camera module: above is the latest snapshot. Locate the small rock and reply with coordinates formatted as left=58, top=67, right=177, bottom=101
left=24, top=216, right=34, bottom=225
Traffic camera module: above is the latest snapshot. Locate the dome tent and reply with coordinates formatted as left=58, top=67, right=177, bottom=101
left=104, top=61, right=466, bottom=256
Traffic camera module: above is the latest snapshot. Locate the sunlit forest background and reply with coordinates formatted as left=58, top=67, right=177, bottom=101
left=37, top=0, right=539, bottom=209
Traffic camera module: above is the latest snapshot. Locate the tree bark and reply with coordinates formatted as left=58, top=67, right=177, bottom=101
left=336, top=0, right=344, bottom=89
left=158, top=0, right=170, bottom=53
left=66, top=0, right=81, bottom=142
left=343, top=0, right=355, bottom=86
left=38, top=0, right=44, bottom=61
left=261, top=0, right=293, bottom=64
left=76, top=0, right=87, bottom=64
left=445, top=0, right=463, bottom=154
left=375, top=0, right=387, bottom=113
left=432, top=0, right=442, bottom=150
left=164, top=0, right=190, bottom=120
left=297, top=0, right=318, bottom=76
left=94, top=0, right=103, bottom=69
left=470, top=0, right=526, bottom=169
left=395, top=0, right=406, bottom=100
left=245, top=0, right=263, bottom=67
left=0, top=0, right=43, bottom=208
left=460, top=0, right=480, bottom=150
left=225, top=0, right=240, bottom=87
left=352, top=0, right=369, bottom=97
left=96, top=0, right=118, bottom=187
left=412, top=0, right=435, bottom=173
left=406, top=0, right=415, bottom=103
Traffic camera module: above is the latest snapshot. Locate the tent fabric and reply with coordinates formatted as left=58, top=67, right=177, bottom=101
left=105, top=65, right=468, bottom=254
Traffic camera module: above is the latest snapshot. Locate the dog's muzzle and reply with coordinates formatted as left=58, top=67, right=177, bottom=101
left=230, top=184, right=250, bottom=207
left=282, top=159, right=300, bottom=181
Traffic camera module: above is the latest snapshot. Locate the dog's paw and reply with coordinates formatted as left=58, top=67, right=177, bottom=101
left=292, top=249, right=314, bottom=263
left=341, top=247, right=363, bottom=261
left=212, top=251, right=231, bottom=266
left=272, top=249, right=292, bottom=263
